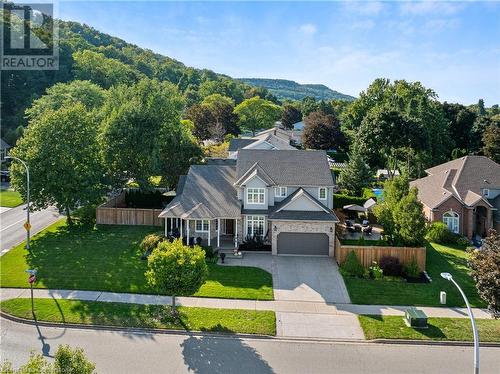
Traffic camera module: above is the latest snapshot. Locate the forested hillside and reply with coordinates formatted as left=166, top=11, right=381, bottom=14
left=238, top=78, right=355, bottom=101
left=0, top=20, right=278, bottom=144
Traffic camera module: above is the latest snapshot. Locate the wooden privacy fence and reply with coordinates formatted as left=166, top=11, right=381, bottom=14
left=96, top=192, right=163, bottom=226
left=335, top=237, right=426, bottom=271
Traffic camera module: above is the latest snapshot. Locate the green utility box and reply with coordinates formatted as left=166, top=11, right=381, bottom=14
left=404, top=307, right=428, bottom=328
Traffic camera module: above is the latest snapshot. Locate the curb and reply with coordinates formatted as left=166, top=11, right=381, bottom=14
left=3, top=312, right=499, bottom=347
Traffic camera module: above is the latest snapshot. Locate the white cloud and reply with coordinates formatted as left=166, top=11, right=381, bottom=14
left=400, top=2, right=466, bottom=16
left=424, top=18, right=460, bottom=31
left=343, top=1, right=384, bottom=16
left=298, top=23, right=317, bottom=35
left=351, top=19, right=376, bottom=30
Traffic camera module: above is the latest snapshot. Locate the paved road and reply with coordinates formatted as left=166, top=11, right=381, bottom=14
left=0, top=204, right=61, bottom=254
left=1, top=318, right=499, bottom=373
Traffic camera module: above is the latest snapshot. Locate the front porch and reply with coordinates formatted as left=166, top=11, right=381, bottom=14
left=164, top=217, right=243, bottom=249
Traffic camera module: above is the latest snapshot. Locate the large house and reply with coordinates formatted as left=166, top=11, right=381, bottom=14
left=228, top=128, right=296, bottom=159
left=410, top=156, right=500, bottom=239
left=159, top=149, right=339, bottom=256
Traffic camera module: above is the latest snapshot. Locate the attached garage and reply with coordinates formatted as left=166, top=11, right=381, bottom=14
left=277, top=232, right=329, bottom=256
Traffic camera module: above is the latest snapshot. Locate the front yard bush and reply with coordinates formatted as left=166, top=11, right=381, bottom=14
left=403, top=258, right=420, bottom=279
left=340, top=251, right=365, bottom=277
left=72, top=204, right=97, bottom=227
left=379, top=256, right=402, bottom=276
left=426, top=222, right=456, bottom=244
left=140, top=232, right=165, bottom=258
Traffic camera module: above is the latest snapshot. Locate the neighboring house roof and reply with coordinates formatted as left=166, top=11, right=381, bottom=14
left=1, top=139, right=11, bottom=150
left=228, top=138, right=257, bottom=152
left=205, top=158, right=237, bottom=166
left=250, top=134, right=296, bottom=151
left=236, top=149, right=334, bottom=187
left=410, top=156, right=500, bottom=209
left=364, top=198, right=377, bottom=210
left=159, top=165, right=241, bottom=219
left=255, top=127, right=293, bottom=142
left=376, top=169, right=400, bottom=178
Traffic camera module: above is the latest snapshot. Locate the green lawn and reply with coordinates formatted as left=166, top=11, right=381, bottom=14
left=0, top=189, right=23, bottom=207
left=359, top=315, right=500, bottom=342
left=0, top=220, right=273, bottom=300
left=0, top=298, right=276, bottom=335
left=343, top=242, right=485, bottom=307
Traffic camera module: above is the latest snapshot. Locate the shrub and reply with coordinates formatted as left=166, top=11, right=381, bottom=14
left=403, top=258, right=420, bottom=279
left=341, top=251, right=365, bottom=277
left=369, top=261, right=383, bottom=279
left=54, top=345, right=96, bottom=374
left=140, top=233, right=164, bottom=257
left=426, top=222, right=456, bottom=244
left=72, top=204, right=97, bottom=227
left=455, top=235, right=471, bottom=247
left=203, top=245, right=216, bottom=259
left=239, top=236, right=271, bottom=251
left=379, top=256, right=403, bottom=276
left=333, top=194, right=366, bottom=209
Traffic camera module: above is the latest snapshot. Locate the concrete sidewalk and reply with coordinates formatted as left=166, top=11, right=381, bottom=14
left=1, top=287, right=492, bottom=319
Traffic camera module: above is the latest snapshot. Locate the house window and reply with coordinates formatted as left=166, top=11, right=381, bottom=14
left=246, top=216, right=265, bottom=237
left=275, top=186, right=287, bottom=198
left=483, top=189, right=490, bottom=197
left=247, top=188, right=265, bottom=204
left=195, top=219, right=210, bottom=232
left=443, top=211, right=459, bottom=234
left=318, top=187, right=327, bottom=200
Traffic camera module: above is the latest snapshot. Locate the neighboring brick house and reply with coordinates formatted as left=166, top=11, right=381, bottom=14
left=159, top=149, right=339, bottom=257
left=410, top=156, right=500, bottom=239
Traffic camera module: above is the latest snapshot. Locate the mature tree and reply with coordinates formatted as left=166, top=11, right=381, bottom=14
left=185, top=104, right=214, bottom=140
left=281, top=103, right=302, bottom=129
left=338, top=145, right=372, bottom=196
left=198, top=78, right=245, bottom=103
left=145, top=239, right=208, bottom=315
left=10, top=104, right=106, bottom=224
left=73, top=50, right=142, bottom=89
left=442, top=102, right=476, bottom=153
left=355, top=106, right=428, bottom=177
left=99, top=78, right=185, bottom=188
left=477, top=99, right=486, bottom=116
left=25, top=80, right=106, bottom=121
left=468, top=229, right=500, bottom=318
left=342, top=79, right=450, bottom=168
left=302, top=111, right=347, bottom=151
left=301, top=96, right=319, bottom=117
left=393, top=188, right=427, bottom=246
left=482, top=124, right=500, bottom=163
left=318, top=100, right=335, bottom=115
left=1, top=345, right=95, bottom=374
left=202, top=94, right=240, bottom=140
left=234, top=97, right=282, bottom=136
left=243, top=86, right=280, bottom=104
left=374, top=176, right=415, bottom=245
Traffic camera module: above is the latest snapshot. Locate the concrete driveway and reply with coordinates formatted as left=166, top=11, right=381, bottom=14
left=272, top=256, right=351, bottom=303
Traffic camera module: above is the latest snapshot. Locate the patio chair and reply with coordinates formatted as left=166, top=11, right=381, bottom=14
left=363, top=226, right=373, bottom=235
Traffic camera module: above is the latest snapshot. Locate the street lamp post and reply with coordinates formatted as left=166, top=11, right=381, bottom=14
left=441, top=272, right=479, bottom=374
left=6, top=156, right=31, bottom=250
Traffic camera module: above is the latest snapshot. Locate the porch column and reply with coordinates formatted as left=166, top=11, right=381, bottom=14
left=208, top=220, right=211, bottom=246
left=186, top=219, right=190, bottom=245
left=235, top=219, right=238, bottom=248
left=180, top=219, right=183, bottom=239
left=177, top=218, right=179, bottom=228
left=217, top=218, right=220, bottom=248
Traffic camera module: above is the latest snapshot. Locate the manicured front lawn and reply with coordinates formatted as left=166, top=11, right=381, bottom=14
left=0, top=220, right=273, bottom=300
left=343, top=242, right=485, bottom=307
left=0, top=298, right=276, bottom=335
left=0, top=189, right=23, bottom=207
left=359, top=315, right=500, bottom=342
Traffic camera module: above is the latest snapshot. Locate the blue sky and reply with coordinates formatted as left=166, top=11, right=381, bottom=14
left=58, top=1, right=500, bottom=105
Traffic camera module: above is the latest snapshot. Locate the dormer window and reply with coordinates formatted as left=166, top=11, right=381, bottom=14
left=318, top=187, right=327, bottom=200
left=275, top=186, right=287, bottom=198
left=247, top=188, right=265, bottom=204
left=483, top=189, right=490, bottom=197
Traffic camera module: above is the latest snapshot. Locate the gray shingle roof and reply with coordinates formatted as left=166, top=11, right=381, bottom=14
left=160, top=165, right=241, bottom=219
left=228, top=138, right=257, bottom=152
left=269, top=210, right=339, bottom=221
left=236, top=149, right=334, bottom=187
left=0, top=139, right=10, bottom=150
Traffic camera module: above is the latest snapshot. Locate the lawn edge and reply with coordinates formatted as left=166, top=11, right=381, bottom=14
left=0, top=311, right=276, bottom=338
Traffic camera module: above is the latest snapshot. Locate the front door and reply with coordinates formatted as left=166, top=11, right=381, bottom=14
left=225, top=219, right=234, bottom=235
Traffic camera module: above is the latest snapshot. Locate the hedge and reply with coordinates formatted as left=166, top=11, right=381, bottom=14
left=333, top=194, right=367, bottom=209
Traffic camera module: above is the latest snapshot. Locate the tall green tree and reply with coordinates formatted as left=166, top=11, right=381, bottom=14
left=338, top=145, right=372, bottom=196
left=145, top=239, right=208, bottom=315
left=302, top=111, right=347, bottom=151
left=301, top=96, right=319, bottom=117
left=442, top=102, right=477, bottom=153
left=281, top=103, right=302, bottom=129
left=202, top=94, right=240, bottom=140
left=477, top=99, right=486, bottom=116
left=10, top=103, right=106, bottom=224
left=234, top=97, right=282, bottom=136
left=99, top=78, right=186, bottom=188
left=393, top=188, right=427, bottom=246
left=482, top=124, right=500, bottom=163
